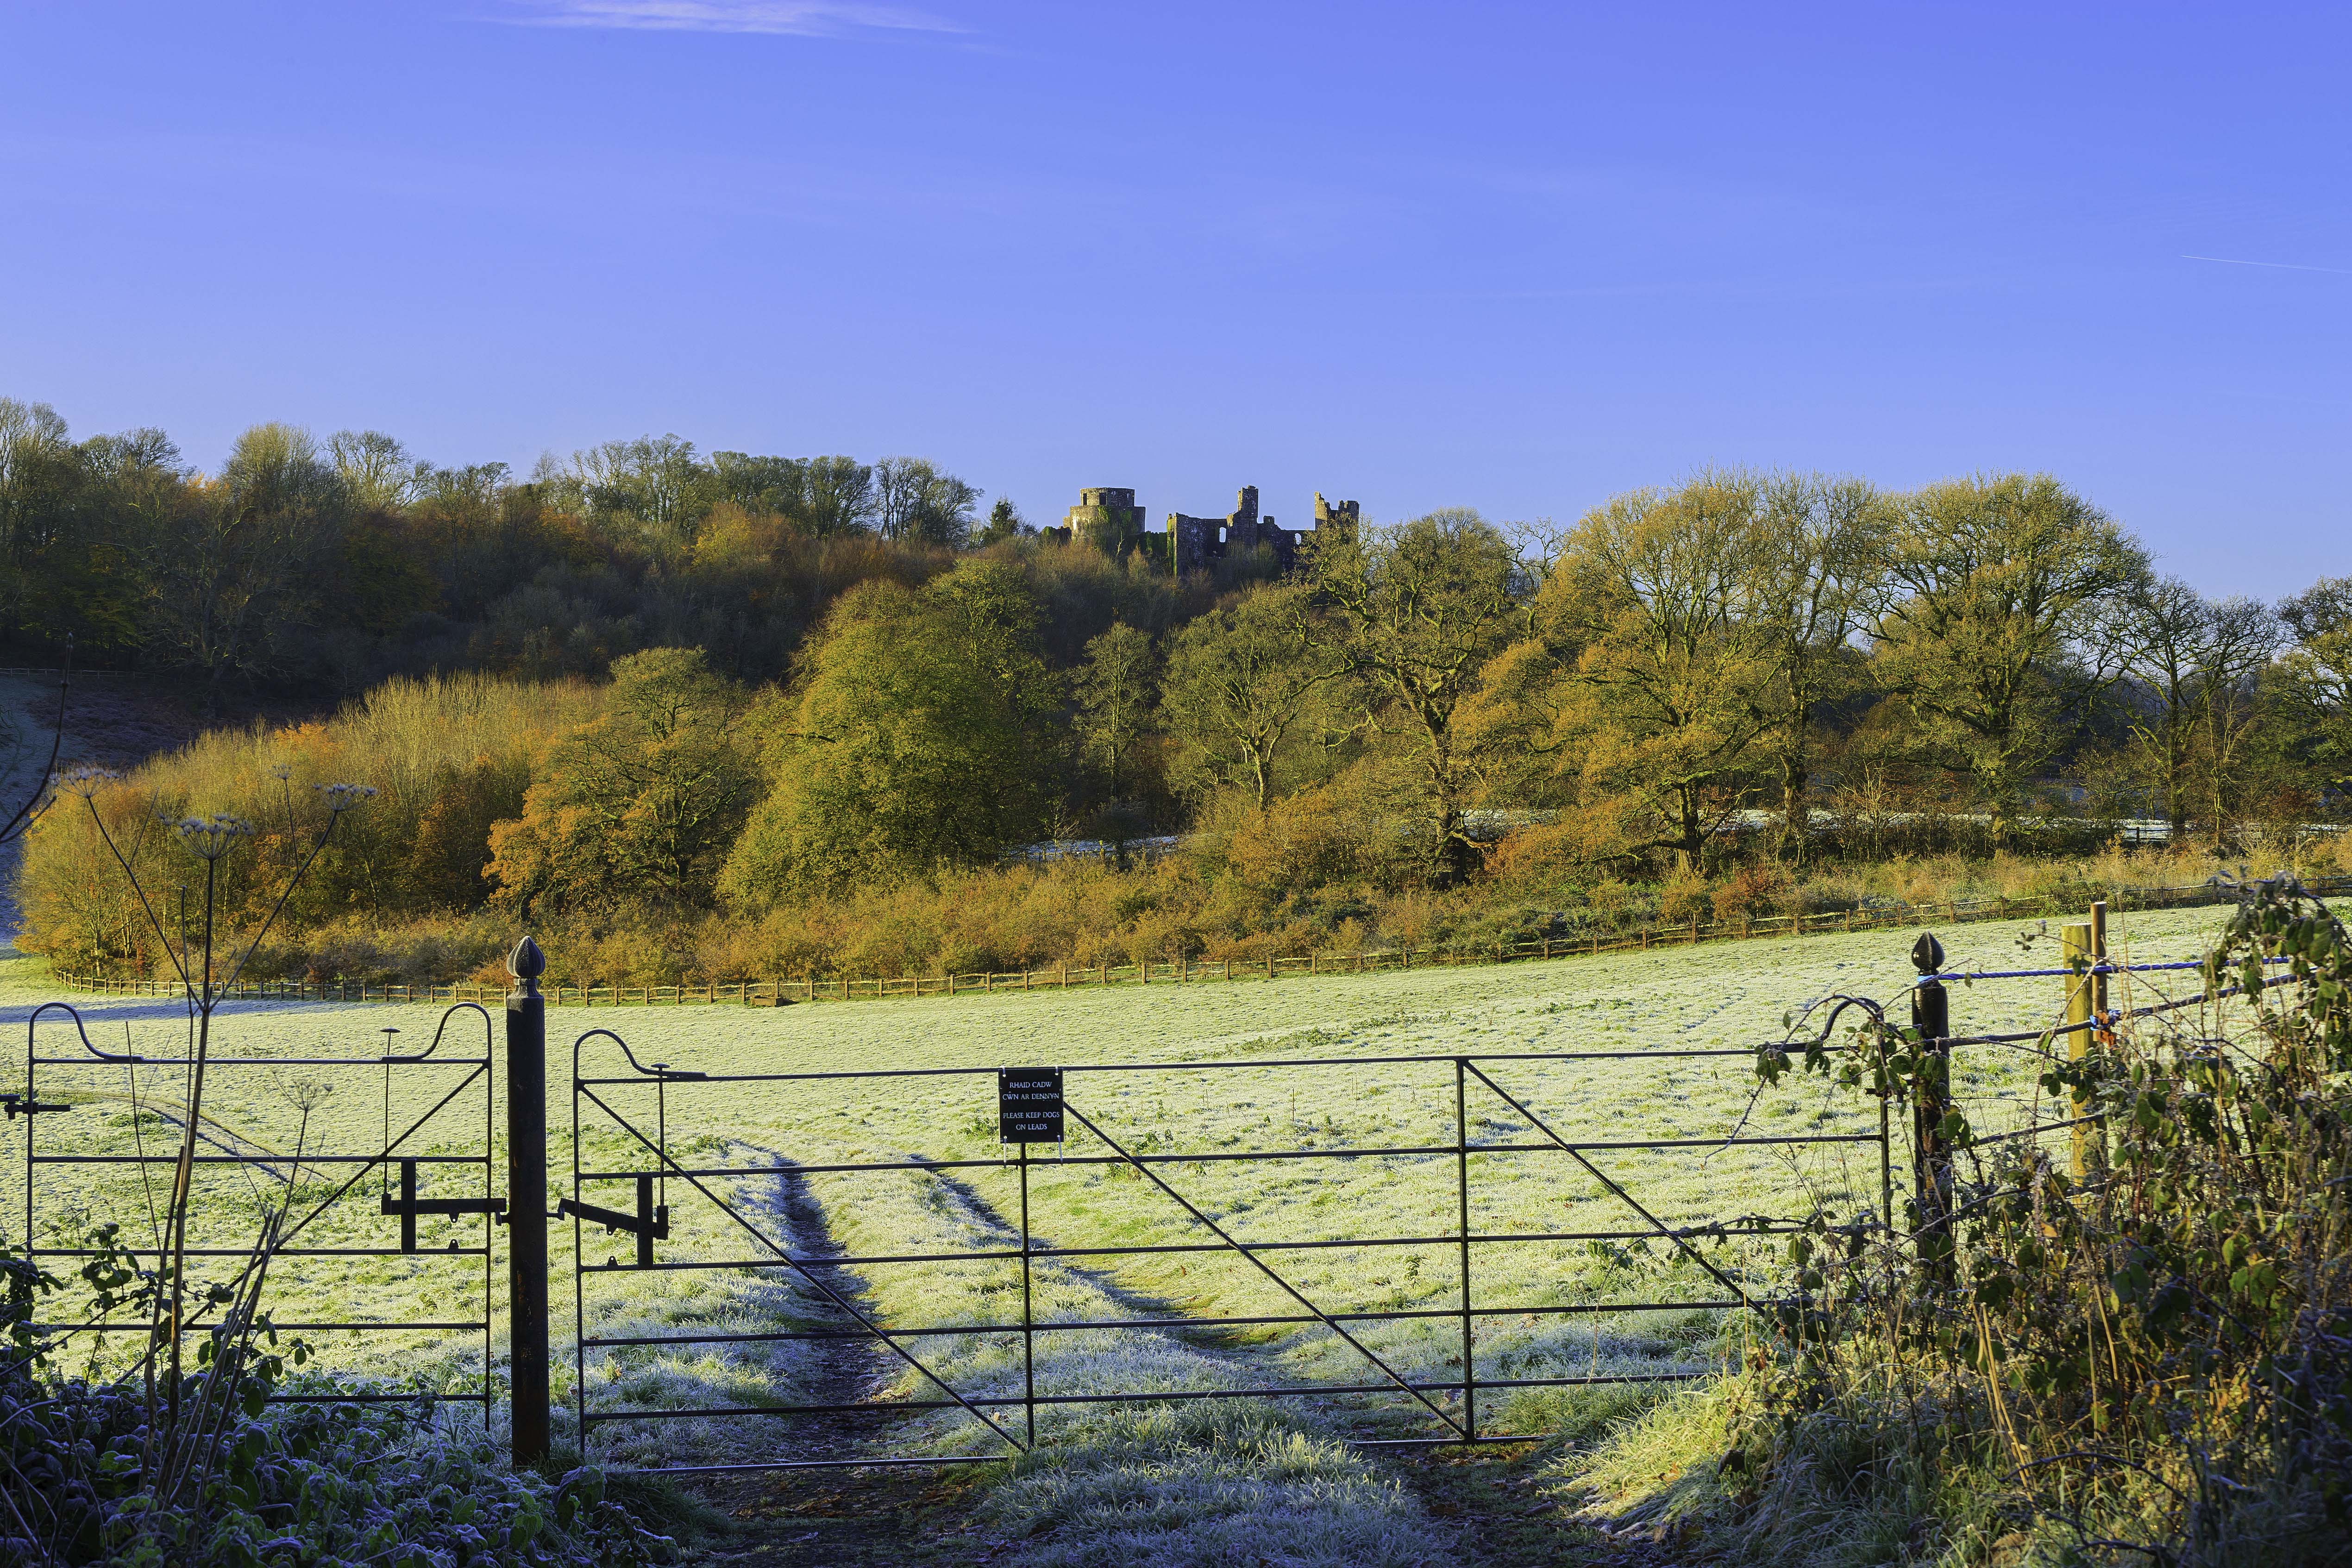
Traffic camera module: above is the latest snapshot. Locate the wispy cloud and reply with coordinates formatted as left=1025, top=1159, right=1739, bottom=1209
left=503, top=1, right=961, bottom=37
left=2183, top=254, right=2352, bottom=276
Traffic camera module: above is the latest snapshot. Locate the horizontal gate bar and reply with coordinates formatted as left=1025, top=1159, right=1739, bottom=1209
left=37, top=1154, right=487, bottom=1166
left=32, top=1056, right=490, bottom=1069
left=582, top=1371, right=1711, bottom=1424
left=574, top=1131, right=1875, bottom=1181
left=580, top=1298, right=1774, bottom=1347
left=43, top=1319, right=489, bottom=1334
left=32, top=1246, right=487, bottom=1259
left=583, top=1225, right=1796, bottom=1271
left=572, top=1046, right=1775, bottom=1088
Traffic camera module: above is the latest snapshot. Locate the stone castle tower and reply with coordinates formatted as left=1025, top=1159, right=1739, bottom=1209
left=1049, top=485, right=1358, bottom=574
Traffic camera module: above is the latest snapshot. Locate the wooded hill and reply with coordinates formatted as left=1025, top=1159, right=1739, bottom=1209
left=10, top=398, right=2352, bottom=985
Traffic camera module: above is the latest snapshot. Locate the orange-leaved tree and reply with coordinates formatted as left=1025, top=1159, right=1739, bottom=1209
left=488, top=647, right=757, bottom=916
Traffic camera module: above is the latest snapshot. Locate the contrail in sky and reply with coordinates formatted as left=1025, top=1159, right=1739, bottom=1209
left=2183, top=255, right=2352, bottom=275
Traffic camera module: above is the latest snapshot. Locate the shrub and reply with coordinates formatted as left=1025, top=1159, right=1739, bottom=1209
left=18, top=673, right=594, bottom=973
left=1657, top=866, right=1714, bottom=926
left=1705, top=874, right=2352, bottom=1563
left=1712, top=861, right=1793, bottom=921
left=0, top=1244, right=667, bottom=1566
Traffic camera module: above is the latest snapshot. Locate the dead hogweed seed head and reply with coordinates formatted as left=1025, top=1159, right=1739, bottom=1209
left=313, top=782, right=377, bottom=814
left=176, top=814, right=257, bottom=860
left=59, top=766, right=122, bottom=799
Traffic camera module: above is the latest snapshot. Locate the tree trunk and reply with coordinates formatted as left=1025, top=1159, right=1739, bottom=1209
left=2166, top=713, right=2188, bottom=840
left=1678, top=788, right=1705, bottom=872
left=1779, top=751, right=1808, bottom=866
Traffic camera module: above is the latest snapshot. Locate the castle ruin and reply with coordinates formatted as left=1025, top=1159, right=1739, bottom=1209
left=1049, top=486, right=1358, bottom=573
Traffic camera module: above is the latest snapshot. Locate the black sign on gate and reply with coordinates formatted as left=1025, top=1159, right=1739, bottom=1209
left=997, top=1067, right=1064, bottom=1143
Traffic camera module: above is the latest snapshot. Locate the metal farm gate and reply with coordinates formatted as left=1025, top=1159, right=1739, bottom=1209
left=566, top=1029, right=1890, bottom=1474
left=10, top=1001, right=505, bottom=1415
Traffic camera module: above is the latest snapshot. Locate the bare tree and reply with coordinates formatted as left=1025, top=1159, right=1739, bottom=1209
left=2118, top=578, right=2281, bottom=842
left=327, top=429, right=420, bottom=512
left=2198, top=596, right=2284, bottom=846
left=2120, top=576, right=2216, bottom=839
left=138, top=424, right=348, bottom=715
left=873, top=456, right=982, bottom=546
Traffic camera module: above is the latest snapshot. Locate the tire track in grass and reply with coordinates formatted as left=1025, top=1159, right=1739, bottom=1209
left=931, top=1159, right=1464, bottom=1568
left=573, top=1141, right=909, bottom=1473
left=750, top=1148, right=898, bottom=1466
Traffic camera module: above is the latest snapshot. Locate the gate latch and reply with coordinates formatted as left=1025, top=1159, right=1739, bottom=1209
left=380, top=1157, right=508, bottom=1253
left=1, top=1094, right=73, bottom=1119
left=557, top=1175, right=670, bottom=1268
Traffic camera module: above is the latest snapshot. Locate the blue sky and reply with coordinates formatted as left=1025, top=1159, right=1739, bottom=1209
left=3, top=2, right=2345, bottom=596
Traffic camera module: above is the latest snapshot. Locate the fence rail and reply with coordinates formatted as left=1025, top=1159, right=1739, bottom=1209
left=54, top=874, right=2346, bottom=1012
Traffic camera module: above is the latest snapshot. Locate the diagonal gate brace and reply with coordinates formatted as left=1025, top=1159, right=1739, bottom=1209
left=1060, top=1102, right=1468, bottom=1439
left=1461, top=1062, right=1760, bottom=1313
left=575, top=1081, right=1028, bottom=1455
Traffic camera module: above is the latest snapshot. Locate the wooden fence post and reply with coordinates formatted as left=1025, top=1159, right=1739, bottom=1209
left=2062, top=910, right=2108, bottom=1179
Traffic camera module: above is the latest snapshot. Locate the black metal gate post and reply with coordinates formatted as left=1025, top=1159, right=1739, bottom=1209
left=507, top=936, right=551, bottom=1466
left=1909, top=935, right=1952, bottom=1284
left=1019, top=1142, right=1035, bottom=1449
left=1454, top=1056, right=1474, bottom=1439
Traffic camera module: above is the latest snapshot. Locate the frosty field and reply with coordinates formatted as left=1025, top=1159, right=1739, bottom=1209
left=1, top=902, right=2228, bottom=1485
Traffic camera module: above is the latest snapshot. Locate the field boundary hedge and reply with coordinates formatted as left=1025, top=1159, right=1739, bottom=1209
left=51, top=873, right=2348, bottom=1010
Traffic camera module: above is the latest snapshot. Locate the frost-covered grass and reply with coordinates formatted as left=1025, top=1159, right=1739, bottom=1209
left=0, top=905, right=2227, bottom=1553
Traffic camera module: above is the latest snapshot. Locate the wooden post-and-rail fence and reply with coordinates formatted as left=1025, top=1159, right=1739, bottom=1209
left=53, top=873, right=2342, bottom=1011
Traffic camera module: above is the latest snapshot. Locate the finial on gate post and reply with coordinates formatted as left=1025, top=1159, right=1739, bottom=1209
left=509, top=935, right=545, bottom=997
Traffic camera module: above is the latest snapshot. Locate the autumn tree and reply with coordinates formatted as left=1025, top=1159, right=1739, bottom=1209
left=488, top=647, right=757, bottom=913
left=1532, top=476, right=1777, bottom=869
left=720, top=562, right=1062, bottom=900
left=1870, top=473, right=2148, bottom=844
left=1746, top=471, right=1888, bottom=862
left=1308, top=508, right=1528, bottom=878
left=1074, top=621, right=1159, bottom=803
left=1160, top=582, right=1343, bottom=811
